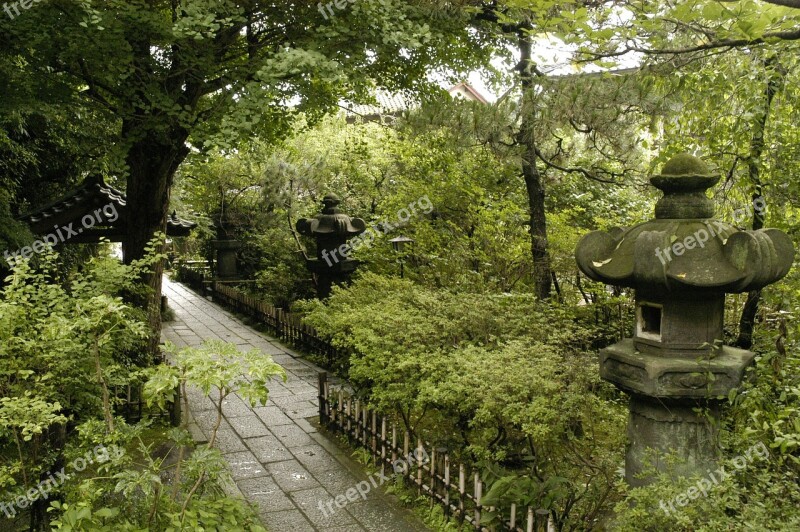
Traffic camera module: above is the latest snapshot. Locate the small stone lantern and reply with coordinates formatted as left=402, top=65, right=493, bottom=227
left=575, top=153, right=794, bottom=485
left=297, top=194, right=366, bottom=298
left=212, top=239, right=241, bottom=280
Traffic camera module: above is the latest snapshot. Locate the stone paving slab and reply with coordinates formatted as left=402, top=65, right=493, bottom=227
left=162, top=278, right=428, bottom=532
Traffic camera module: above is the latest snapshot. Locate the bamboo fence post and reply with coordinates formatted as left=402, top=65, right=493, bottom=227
left=510, top=503, right=517, bottom=530
left=403, top=431, right=410, bottom=470
left=371, top=410, right=377, bottom=456
left=346, top=396, right=352, bottom=435
left=354, top=400, right=361, bottom=442
left=362, top=406, right=368, bottom=446
left=337, top=390, right=344, bottom=430
left=474, top=472, right=482, bottom=530
left=536, top=509, right=549, bottom=532
left=391, top=424, right=398, bottom=465
left=429, top=447, right=436, bottom=505
left=380, top=417, right=387, bottom=479
left=317, top=372, right=327, bottom=424
left=443, top=453, right=451, bottom=518
left=416, top=439, right=424, bottom=494
left=458, top=464, right=466, bottom=524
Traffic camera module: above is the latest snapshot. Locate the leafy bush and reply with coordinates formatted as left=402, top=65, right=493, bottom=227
left=299, top=272, right=627, bottom=528
left=45, top=340, right=285, bottom=531
left=1, top=251, right=282, bottom=530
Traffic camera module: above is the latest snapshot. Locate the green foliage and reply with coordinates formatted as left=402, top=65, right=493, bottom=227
left=0, top=247, right=278, bottom=529
left=50, top=425, right=267, bottom=532
left=146, top=340, right=287, bottom=414
left=48, top=337, right=286, bottom=530
left=0, top=394, right=66, bottom=443
left=0, top=251, right=152, bottom=506
left=299, top=272, right=627, bottom=527
left=612, top=455, right=800, bottom=531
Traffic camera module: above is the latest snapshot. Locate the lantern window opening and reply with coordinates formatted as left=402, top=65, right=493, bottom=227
left=637, top=302, right=663, bottom=342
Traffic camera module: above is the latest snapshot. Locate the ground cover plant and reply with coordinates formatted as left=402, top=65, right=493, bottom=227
left=298, top=268, right=800, bottom=530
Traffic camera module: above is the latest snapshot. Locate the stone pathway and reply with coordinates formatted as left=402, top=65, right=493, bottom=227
left=161, top=278, right=427, bottom=532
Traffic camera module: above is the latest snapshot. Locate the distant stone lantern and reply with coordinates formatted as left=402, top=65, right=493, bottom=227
left=297, top=194, right=366, bottom=298
left=575, top=153, right=794, bottom=486
left=211, top=219, right=241, bottom=280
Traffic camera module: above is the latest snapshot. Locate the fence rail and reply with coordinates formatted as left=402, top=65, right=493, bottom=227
left=175, top=262, right=212, bottom=293
left=317, top=373, right=553, bottom=532
left=174, top=264, right=345, bottom=372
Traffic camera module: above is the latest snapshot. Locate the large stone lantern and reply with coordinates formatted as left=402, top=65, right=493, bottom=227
left=575, top=153, right=794, bottom=485
left=297, top=194, right=366, bottom=298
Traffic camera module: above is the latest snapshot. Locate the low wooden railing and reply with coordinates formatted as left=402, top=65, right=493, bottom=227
left=318, top=373, right=553, bottom=532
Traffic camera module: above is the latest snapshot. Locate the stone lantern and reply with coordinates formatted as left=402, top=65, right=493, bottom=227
left=212, top=239, right=241, bottom=280
left=575, top=153, right=794, bottom=485
left=297, top=194, right=366, bottom=298
left=211, top=223, right=241, bottom=280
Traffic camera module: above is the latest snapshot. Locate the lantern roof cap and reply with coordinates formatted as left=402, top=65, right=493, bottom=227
left=650, top=153, right=720, bottom=197
left=575, top=153, right=794, bottom=293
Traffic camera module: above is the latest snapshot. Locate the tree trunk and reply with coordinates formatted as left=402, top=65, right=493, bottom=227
left=122, top=123, right=190, bottom=360
left=736, top=55, right=782, bottom=349
left=517, top=32, right=552, bottom=300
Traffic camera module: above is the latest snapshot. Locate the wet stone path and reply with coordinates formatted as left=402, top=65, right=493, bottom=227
left=161, top=278, right=427, bottom=532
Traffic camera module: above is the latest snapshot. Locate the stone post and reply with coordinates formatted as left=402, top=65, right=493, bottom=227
left=212, top=239, right=241, bottom=280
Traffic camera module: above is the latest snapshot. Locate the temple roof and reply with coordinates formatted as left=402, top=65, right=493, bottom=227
left=17, top=175, right=196, bottom=242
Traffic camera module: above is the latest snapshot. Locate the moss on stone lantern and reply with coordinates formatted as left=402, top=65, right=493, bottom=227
left=575, top=153, right=794, bottom=485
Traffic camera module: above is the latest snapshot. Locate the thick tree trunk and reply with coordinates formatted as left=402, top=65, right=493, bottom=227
left=122, top=123, right=190, bottom=360
left=517, top=33, right=552, bottom=300
left=735, top=56, right=781, bottom=349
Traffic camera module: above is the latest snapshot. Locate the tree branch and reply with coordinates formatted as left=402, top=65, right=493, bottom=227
left=534, top=147, right=624, bottom=184
left=581, top=26, right=800, bottom=62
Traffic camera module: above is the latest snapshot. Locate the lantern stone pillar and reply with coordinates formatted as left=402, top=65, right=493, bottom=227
left=296, top=194, right=366, bottom=298
left=575, top=153, right=794, bottom=485
left=212, top=239, right=241, bottom=280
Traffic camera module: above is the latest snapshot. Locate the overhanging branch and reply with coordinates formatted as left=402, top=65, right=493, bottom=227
left=534, top=147, right=624, bottom=184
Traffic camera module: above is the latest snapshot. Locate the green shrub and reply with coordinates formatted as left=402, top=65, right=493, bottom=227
left=299, top=272, right=628, bottom=528
left=1, top=249, right=280, bottom=530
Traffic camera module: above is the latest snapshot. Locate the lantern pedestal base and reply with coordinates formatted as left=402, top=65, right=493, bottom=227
left=599, top=339, right=755, bottom=398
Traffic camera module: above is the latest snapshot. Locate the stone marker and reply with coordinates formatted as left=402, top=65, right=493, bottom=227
left=575, top=153, right=794, bottom=485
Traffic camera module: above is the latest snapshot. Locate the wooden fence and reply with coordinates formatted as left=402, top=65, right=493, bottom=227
left=317, top=373, right=553, bottom=532
left=175, top=261, right=213, bottom=294
left=174, top=264, right=346, bottom=372
left=113, top=347, right=181, bottom=426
